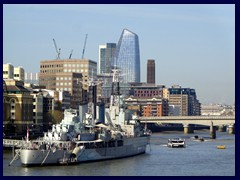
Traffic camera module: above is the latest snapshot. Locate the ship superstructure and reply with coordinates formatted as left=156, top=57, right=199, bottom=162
left=10, top=68, right=151, bottom=166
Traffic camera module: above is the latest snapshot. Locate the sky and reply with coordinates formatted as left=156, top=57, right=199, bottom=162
left=3, top=4, right=235, bottom=105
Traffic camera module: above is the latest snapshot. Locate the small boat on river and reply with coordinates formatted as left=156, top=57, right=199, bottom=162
left=217, top=145, right=226, bottom=149
left=167, top=138, right=185, bottom=148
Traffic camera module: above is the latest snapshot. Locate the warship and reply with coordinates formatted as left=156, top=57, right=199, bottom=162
left=12, top=68, right=151, bottom=166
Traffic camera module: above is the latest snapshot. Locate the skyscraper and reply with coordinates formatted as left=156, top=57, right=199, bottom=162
left=147, top=59, right=155, bottom=84
left=114, top=29, right=140, bottom=83
left=98, top=43, right=116, bottom=74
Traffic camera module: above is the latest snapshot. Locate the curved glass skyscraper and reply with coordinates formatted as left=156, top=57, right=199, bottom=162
left=114, top=29, right=140, bottom=83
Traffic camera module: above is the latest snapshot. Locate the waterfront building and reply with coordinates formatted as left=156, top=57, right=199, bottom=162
left=129, top=83, right=165, bottom=98
left=3, top=79, right=33, bottom=135
left=201, top=104, right=235, bottom=116
left=98, top=43, right=116, bottom=74
left=31, top=90, right=44, bottom=133
left=114, top=28, right=140, bottom=83
left=164, top=85, right=201, bottom=116
left=147, top=59, right=155, bottom=84
left=124, top=97, right=169, bottom=117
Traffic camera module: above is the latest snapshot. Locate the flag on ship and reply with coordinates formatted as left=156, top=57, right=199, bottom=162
left=26, top=126, right=29, bottom=143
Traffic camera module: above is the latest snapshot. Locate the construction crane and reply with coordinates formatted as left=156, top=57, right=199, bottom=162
left=81, top=34, right=88, bottom=59
left=69, top=49, right=73, bottom=59
left=53, top=38, right=61, bottom=59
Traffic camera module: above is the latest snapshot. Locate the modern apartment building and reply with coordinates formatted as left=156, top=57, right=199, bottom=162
left=14, top=67, right=25, bottom=81
left=3, top=64, right=25, bottom=81
left=114, top=29, right=140, bottom=83
left=3, top=63, right=14, bottom=79
left=147, top=59, right=155, bottom=84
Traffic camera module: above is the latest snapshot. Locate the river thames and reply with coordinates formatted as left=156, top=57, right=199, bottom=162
left=3, top=130, right=235, bottom=176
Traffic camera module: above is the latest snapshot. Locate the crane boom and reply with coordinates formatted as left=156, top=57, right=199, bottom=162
left=81, top=34, right=88, bottom=59
left=53, top=38, right=61, bottom=59
left=69, top=49, right=73, bottom=59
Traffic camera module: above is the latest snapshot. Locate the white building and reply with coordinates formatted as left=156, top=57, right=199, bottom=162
left=3, top=63, right=14, bottom=79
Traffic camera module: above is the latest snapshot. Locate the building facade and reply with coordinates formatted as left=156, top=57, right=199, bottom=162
left=164, top=85, right=201, bottom=116
left=114, top=29, right=140, bottom=83
left=147, top=59, right=155, bottom=84
left=39, top=59, right=97, bottom=108
left=3, top=79, right=33, bottom=135
left=129, top=83, right=165, bottom=98
left=98, top=43, right=116, bottom=74
left=124, top=97, right=169, bottom=117
left=3, top=64, right=25, bottom=82
left=3, top=63, right=14, bottom=79
left=25, top=72, right=39, bottom=84
left=14, top=67, right=25, bottom=81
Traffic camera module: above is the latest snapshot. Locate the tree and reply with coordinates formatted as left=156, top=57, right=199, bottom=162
left=49, top=110, right=64, bottom=124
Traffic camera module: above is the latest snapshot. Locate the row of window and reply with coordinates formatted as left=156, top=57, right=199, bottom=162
left=56, top=82, right=72, bottom=86
left=56, top=88, right=72, bottom=91
left=41, top=69, right=63, bottom=73
left=135, top=90, right=161, bottom=93
left=56, top=77, right=72, bottom=80
left=63, top=64, right=88, bottom=67
left=40, top=64, right=63, bottom=68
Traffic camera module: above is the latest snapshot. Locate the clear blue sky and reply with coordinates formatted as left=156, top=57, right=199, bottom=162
left=3, top=4, right=235, bottom=105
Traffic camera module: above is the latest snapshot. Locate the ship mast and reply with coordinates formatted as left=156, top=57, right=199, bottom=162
left=110, top=68, right=121, bottom=109
left=81, top=70, right=102, bottom=126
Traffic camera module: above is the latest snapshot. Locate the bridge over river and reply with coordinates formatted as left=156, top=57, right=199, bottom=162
left=138, top=115, right=235, bottom=138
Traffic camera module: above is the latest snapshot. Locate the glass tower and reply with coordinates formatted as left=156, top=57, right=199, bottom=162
left=98, top=43, right=116, bottom=74
left=114, top=29, right=140, bottom=83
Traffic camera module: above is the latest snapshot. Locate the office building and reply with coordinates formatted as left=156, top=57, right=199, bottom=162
left=98, top=43, right=116, bottom=74
left=164, top=85, right=201, bottom=116
left=39, top=59, right=97, bottom=107
left=114, top=29, right=140, bottom=83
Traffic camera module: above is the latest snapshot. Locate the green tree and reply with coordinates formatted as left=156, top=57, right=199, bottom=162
left=49, top=110, right=64, bottom=124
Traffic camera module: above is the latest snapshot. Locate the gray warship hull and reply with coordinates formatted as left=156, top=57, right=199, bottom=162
left=20, top=136, right=150, bottom=166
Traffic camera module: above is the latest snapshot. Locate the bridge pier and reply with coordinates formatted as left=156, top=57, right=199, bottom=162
left=228, top=124, right=235, bottom=134
left=210, top=121, right=216, bottom=139
left=183, top=124, right=194, bottom=134
left=218, top=125, right=226, bottom=132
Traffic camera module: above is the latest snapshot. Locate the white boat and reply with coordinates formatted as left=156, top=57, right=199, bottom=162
left=167, top=138, right=185, bottom=148
left=10, top=68, right=151, bottom=166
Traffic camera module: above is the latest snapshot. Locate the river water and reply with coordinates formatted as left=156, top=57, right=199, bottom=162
left=3, top=130, right=235, bottom=176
